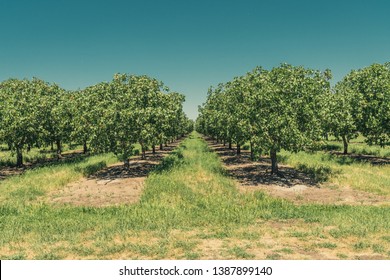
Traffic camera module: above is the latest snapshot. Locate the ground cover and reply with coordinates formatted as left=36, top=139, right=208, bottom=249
left=0, top=132, right=389, bottom=260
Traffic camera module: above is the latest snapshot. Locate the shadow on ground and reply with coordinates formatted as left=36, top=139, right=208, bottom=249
left=89, top=141, right=182, bottom=180
left=206, top=139, right=316, bottom=188
left=328, top=151, right=390, bottom=166
left=0, top=151, right=88, bottom=181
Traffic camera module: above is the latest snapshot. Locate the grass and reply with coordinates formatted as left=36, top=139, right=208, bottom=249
left=278, top=150, right=390, bottom=195
left=238, top=134, right=390, bottom=195
left=0, top=132, right=389, bottom=259
left=0, top=153, right=118, bottom=204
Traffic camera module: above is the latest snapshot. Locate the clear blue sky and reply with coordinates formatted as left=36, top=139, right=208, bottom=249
left=1, top=0, right=389, bottom=119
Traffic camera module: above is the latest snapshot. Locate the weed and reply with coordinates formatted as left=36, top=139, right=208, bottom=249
left=266, top=253, right=282, bottom=260
left=353, top=242, right=371, bottom=251
left=337, top=253, right=348, bottom=259
left=228, top=246, right=255, bottom=259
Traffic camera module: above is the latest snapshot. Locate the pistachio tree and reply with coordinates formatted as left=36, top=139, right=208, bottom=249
left=342, top=63, right=390, bottom=146
left=39, top=83, right=73, bottom=158
left=0, top=78, right=46, bottom=166
left=250, top=64, right=331, bottom=173
left=227, top=76, right=252, bottom=154
left=325, top=84, right=359, bottom=154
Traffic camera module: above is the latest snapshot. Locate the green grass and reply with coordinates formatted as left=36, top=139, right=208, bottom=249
left=228, top=245, right=255, bottom=259
left=0, top=153, right=118, bottom=204
left=0, top=132, right=389, bottom=259
left=239, top=134, right=390, bottom=195
left=278, top=149, right=390, bottom=195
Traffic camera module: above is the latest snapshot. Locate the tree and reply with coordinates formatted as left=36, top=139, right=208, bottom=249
left=39, top=83, right=73, bottom=158
left=224, top=77, right=251, bottom=155
left=342, top=63, right=390, bottom=146
left=0, top=78, right=49, bottom=166
left=250, top=64, right=331, bottom=174
left=325, top=83, right=359, bottom=154
left=71, top=82, right=115, bottom=155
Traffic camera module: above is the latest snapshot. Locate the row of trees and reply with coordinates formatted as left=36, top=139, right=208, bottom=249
left=196, top=63, right=390, bottom=174
left=0, top=74, right=193, bottom=167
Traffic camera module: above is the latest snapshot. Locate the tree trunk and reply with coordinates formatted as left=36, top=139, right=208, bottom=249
left=223, top=139, right=226, bottom=146
left=228, top=140, right=232, bottom=150
left=124, top=158, right=130, bottom=169
left=141, top=146, right=146, bottom=159
left=56, top=139, right=62, bottom=159
left=152, top=146, right=156, bottom=154
left=342, top=135, right=348, bottom=154
left=250, top=142, right=254, bottom=161
left=237, top=144, right=241, bottom=155
left=16, top=146, right=23, bottom=167
left=160, top=143, right=163, bottom=150
left=270, top=149, right=278, bottom=175
left=83, top=141, right=88, bottom=154
left=51, top=142, right=54, bottom=151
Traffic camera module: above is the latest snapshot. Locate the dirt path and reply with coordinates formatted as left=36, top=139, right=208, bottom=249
left=46, top=141, right=183, bottom=207
left=206, top=139, right=389, bottom=206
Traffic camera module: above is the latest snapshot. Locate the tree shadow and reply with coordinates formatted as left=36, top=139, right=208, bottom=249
left=0, top=137, right=188, bottom=182
left=320, top=143, right=341, bottom=152
left=328, top=151, right=390, bottom=166
left=89, top=140, right=184, bottom=180
left=0, top=151, right=89, bottom=181
left=205, top=139, right=318, bottom=188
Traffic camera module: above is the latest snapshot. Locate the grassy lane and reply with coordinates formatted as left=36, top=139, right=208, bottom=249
left=0, top=132, right=389, bottom=259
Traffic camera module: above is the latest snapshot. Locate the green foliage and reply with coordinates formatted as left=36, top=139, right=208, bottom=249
left=0, top=78, right=58, bottom=166
left=70, top=74, right=191, bottom=165
left=197, top=64, right=331, bottom=173
left=197, top=62, right=389, bottom=173
left=324, top=83, right=359, bottom=154
left=0, top=73, right=191, bottom=168
left=340, top=63, right=390, bottom=146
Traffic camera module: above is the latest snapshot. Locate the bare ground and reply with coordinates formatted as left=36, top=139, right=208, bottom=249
left=206, top=139, right=389, bottom=206
left=46, top=141, right=182, bottom=207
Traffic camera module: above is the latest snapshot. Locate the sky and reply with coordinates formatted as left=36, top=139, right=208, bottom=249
left=1, top=0, right=389, bottom=120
